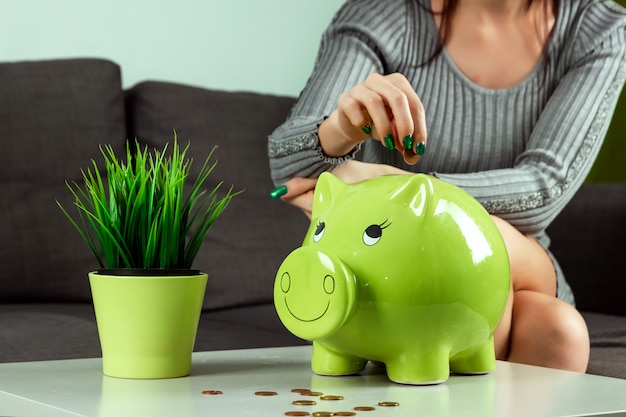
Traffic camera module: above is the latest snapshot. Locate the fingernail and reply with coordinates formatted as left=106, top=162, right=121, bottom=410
left=384, top=134, right=395, bottom=151
left=415, top=141, right=426, bottom=156
left=402, top=134, right=414, bottom=152
left=362, top=124, right=372, bottom=135
left=270, top=185, right=288, bottom=199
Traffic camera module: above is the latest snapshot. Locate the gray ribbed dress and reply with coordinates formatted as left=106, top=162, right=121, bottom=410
left=268, top=0, right=626, bottom=304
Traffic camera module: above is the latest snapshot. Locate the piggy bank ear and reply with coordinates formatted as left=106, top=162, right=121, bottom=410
left=389, top=174, right=431, bottom=216
left=313, top=172, right=348, bottom=215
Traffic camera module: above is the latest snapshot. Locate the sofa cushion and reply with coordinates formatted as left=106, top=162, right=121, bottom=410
left=583, top=312, right=626, bottom=379
left=125, top=81, right=309, bottom=310
left=547, top=184, right=626, bottom=316
left=0, top=59, right=127, bottom=303
left=2, top=303, right=621, bottom=380
left=0, top=302, right=307, bottom=363
left=0, top=304, right=101, bottom=362
left=195, top=304, right=309, bottom=352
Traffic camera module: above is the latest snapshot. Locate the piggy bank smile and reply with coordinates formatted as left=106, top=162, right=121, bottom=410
left=274, top=248, right=357, bottom=340
left=281, top=272, right=335, bottom=322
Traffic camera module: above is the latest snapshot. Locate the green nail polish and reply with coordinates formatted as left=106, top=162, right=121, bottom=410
left=415, top=141, right=426, bottom=156
left=384, top=134, right=395, bottom=151
left=362, top=124, right=372, bottom=135
left=403, top=134, right=414, bottom=152
left=270, top=185, right=288, bottom=199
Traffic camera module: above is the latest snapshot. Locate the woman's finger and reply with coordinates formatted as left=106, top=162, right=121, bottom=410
left=286, top=191, right=314, bottom=219
left=341, top=81, right=393, bottom=147
left=387, top=73, right=427, bottom=163
left=365, top=73, right=415, bottom=152
left=270, top=177, right=317, bottom=200
left=360, top=74, right=408, bottom=151
left=337, top=89, right=373, bottom=141
left=335, top=72, right=428, bottom=162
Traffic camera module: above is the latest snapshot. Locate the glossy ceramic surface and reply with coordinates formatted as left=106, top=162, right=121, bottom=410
left=274, top=173, right=510, bottom=384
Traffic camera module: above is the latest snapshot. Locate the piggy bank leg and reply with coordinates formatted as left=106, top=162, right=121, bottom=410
left=385, top=348, right=450, bottom=385
left=449, top=335, right=496, bottom=374
left=311, top=341, right=368, bottom=376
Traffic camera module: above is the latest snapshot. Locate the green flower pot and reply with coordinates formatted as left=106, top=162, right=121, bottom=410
left=89, top=271, right=208, bottom=379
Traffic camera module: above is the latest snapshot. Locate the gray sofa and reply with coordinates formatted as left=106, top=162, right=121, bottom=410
left=1, top=58, right=624, bottom=380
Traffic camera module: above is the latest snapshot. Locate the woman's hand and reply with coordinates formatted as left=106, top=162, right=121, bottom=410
left=318, top=73, right=428, bottom=165
left=275, top=177, right=318, bottom=219
left=331, top=160, right=409, bottom=184
left=276, top=73, right=428, bottom=216
left=275, top=161, right=410, bottom=218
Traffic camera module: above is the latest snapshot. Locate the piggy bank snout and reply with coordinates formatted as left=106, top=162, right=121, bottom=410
left=274, top=247, right=357, bottom=341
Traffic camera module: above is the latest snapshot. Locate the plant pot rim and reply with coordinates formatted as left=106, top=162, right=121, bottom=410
left=95, top=268, right=202, bottom=277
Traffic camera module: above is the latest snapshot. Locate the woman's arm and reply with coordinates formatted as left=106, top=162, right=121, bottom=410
left=268, top=0, right=410, bottom=186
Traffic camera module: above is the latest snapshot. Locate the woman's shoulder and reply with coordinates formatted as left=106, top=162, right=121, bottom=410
left=329, top=0, right=427, bottom=29
left=558, top=0, right=626, bottom=53
left=576, top=0, right=626, bottom=18
left=326, top=0, right=433, bottom=54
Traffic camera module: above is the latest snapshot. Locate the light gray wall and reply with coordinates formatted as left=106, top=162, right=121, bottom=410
left=1, top=0, right=345, bottom=96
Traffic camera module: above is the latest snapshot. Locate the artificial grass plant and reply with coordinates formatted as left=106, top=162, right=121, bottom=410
left=57, top=135, right=240, bottom=270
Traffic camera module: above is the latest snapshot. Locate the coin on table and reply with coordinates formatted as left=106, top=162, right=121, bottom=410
left=255, top=391, right=278, bottom=396
left=301, top=391, right=323, bottom=396
left=320, top=395, right=344, bottom=401
left=334, top=412, right=357, bottom=416
left=378, top=401, right=400, bottom=407
left=201, top=390, right=223, bottom=396
left=312, top=412, right=334, bottom=417
left=353, top=406, right=376, bottom=411
left=284, top=412, right=310, bottom=416
left=292, top=400, right=317, bottom=406
left=291, top=388, right=311, bottom=394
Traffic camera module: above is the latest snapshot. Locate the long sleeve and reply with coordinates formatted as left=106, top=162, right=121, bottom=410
left=267, top=0, right=411, bottom=186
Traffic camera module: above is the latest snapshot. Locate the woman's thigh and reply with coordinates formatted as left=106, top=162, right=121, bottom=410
left=490, top=215, right=557, bottom=296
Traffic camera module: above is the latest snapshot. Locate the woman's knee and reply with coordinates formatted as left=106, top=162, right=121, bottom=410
left=511, top=290, right=589, bottom=372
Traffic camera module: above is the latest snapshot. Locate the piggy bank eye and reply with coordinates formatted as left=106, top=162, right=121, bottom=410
left=313, top=221, right=325, bottom=243
left=363, top=220, right=390, bottom=246
left=363, top=224, right=382, bottom=246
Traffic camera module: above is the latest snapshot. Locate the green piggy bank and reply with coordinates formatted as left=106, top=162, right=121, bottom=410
left=274, top=173, right=510, bottom=385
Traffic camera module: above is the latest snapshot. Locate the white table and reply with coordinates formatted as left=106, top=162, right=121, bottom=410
left=1, top=345, right=625, bottom=417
